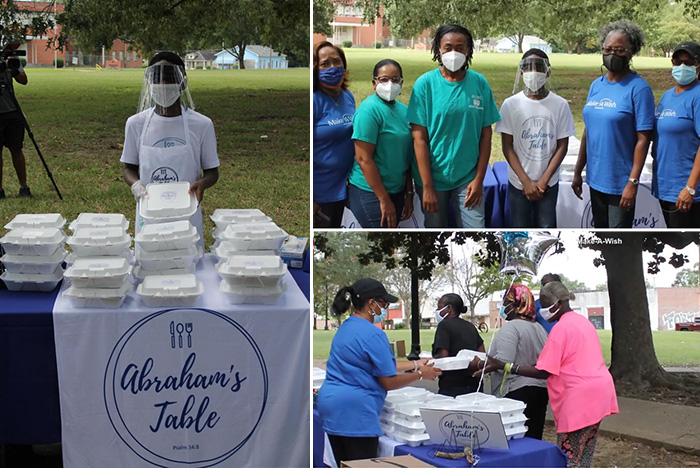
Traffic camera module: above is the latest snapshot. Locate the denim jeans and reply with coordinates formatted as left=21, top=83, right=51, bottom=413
left=416, top=182, right=485, bottom=228
left=347, top=184, right=406, bottom=228
left=659, top=199, right=700, bottom=228
left=507, top=182, right=559, bottom=228
left=589, top=187, right=634, bottom=228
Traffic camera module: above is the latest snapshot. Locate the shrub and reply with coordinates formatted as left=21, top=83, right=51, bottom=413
left=395, top=322, right=406, bottom=330
left=53, top=58, right=64, bottom=68
left=342, top=40, right=352, bottom=48
left=375, top=41, right=382, bottom=49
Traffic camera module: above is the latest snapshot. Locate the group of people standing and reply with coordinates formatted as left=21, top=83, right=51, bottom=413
left=317, top=276, right=618, bottom=468
left=313, top=20, right=700, bottom=229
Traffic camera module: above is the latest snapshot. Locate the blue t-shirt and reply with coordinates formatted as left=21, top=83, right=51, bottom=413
left=652, top=82, right=700, bottom=203
left=534, top=299, right=555, bottom=334
left=313, top=90, right=356, bottom=203
left=317, top=315, right=396, bottom=437
left=582, top=73, right=655, bottom=195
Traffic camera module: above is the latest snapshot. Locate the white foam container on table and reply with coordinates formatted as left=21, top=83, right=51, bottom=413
left=312, top=367, right=326, bottom=390
left=219, top=280, right=286, bottom=305
left=455, top=392, right=498, bottom=405
left=135, top=220, right=199, bottom=252
left=63, top=257, right=132, bottom=288
left=480, top=398, right=527, bottom=420
left=136, top=273, right=204, bottom=307
left=216, top=255, right=287, bottom=288
left=384, top=387, right=429, bottom=409
left=1, top=265, right=64, bottom=291
left=62, top=282, right=134, bottom=309
left=68, top=213, right=129, bottom=232
left=0, top=228, right=66, bottom=256
left=217, top=223, right=287, bottom=251
left=1, top=249, right=67, bottom=274
left=139, top=182, right=198, bottom=222
left=65, top=249, right=134, bottom=266
left=391, top=430, right=431, bottom=447
left=136, top=244, right=201, bottom=271
left=212, top=242, right=278, bottom=261
left=4, top=213, right=65, bottom=230
left=506, top=425, right=528, bottom=440
left=502, top=413, right=528, bottom=432
left=210, top=209, right=271, bottom=230
left=392, top=418, right=426, bottom=435
left=67, top=227, right=132, bottom=257
left=132, top=263, right=196, bottom=283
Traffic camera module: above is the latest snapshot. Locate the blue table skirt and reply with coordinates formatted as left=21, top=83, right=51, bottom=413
left=492, top=161, right=510, bottom=228
left=1, top=266, right=310, bottom=445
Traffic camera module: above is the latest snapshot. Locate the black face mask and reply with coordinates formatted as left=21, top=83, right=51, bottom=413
left=603, top=54, right=629, bottom=73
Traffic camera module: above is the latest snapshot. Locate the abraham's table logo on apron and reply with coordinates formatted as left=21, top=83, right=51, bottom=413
left=104, top=308, right=268, bottom=467
left=151, top=167, right=179, bottom=184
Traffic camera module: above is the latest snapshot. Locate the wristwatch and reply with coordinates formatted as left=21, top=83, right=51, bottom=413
left=628, top=177, right=639, bottom=186
left=686, top=185, right=697, bottom=196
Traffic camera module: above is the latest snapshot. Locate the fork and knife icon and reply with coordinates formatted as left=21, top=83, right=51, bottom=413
left=170, top=321, right=193, bottom=348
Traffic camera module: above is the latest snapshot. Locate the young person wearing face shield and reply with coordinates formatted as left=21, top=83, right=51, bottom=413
left=489, top=283, right=548, bottom=439
left=473, top=281, right=618, bottom=468
left=573, top=20, right=655, bottom=228
left=495, top=49, right=576, bottom=228
left=121, top=52, right=219, bottom=243
left=407, top=23, right=500, bottom=228
left=347, top=59, right=415, bottom=228
left=317, top=279, right=441, bottom=466
left=431, top=293, right=485, bottom=397
left=651, top=41, right=700, bottom=228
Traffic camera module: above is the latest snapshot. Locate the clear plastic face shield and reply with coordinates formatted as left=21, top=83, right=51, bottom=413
left=137, top=63, right=195, bottom=113
left=512, top=56, right=552, bottom=96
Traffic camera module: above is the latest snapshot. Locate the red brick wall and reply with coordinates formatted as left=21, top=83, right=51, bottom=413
left=657, top=288, right=700, bottom=330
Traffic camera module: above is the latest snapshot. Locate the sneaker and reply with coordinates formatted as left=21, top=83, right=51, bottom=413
left=19, top=186, right=32, bottom=198
left=0, top=189, right=5, bottom=199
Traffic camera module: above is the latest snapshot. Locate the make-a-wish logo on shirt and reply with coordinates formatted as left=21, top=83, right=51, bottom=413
left=469, top=95, right=483, bottom=110
left=327, top=114, right=353, bottom=126
left=656, top=108, right=677, bottom=119
left=586, top=98, right=617, bottom=110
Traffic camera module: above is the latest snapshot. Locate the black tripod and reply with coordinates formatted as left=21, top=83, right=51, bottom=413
left=0, top=72, right=62, bottom=200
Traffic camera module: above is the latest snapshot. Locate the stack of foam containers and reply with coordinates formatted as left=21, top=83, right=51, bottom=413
left=217, top=255, right=288, bottom=304
left=136, top=273, right=204, bottom=307
left=62, top=213, right=134, bottom=308
left=452, top=393, right=529, bottom=440
left=0, top=214, right=67, bottom=291
left=381, top=388, right=452, bottom=447
left=210, top=209, right=287, bottom=262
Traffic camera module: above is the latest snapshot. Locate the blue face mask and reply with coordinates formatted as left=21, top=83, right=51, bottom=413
left=373, top=301, right=387, bottom=324
left=318, top=66, right=346, bottom=88
left=672, top=64, right=698, bottom=86
left=499, top=304, right=509, bottom=320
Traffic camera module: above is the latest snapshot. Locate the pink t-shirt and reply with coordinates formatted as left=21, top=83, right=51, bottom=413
left=536, top=311, right=619, bottom=433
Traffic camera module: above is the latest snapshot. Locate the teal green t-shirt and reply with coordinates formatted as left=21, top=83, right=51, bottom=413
left=407, top=68, right=500, bottom=191
left=349, top=93, right=414, bottom=194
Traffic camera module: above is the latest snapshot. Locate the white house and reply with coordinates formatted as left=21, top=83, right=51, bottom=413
left=213, top=46, right=288, bottom=70
left=496, top=35, right=552, bottom=54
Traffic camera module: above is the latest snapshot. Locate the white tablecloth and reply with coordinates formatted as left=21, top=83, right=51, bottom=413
left=53, top=254, right=310, bottom=468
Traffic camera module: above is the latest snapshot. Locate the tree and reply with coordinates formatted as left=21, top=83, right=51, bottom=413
left=313, top=0, right=335, bottom=36
left=647, top=2, right=700, bottom=55
left=385, top=261, right=449, bottom=324
left=0, top=0, right=56, bottom=46
left=674, top=262, right=700, bottom=288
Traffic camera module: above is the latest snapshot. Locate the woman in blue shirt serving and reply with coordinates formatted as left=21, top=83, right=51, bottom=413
left=313, top=41, right=356, bottom=228
left=652, top=41, right=700, bottom=228
left=317, top=278, right=441, bottom=466
left=407, top=23, right=500, bottom=228
left=573, top=20, right=655, bottom=228
left=348, top=59, right=415, bottom=228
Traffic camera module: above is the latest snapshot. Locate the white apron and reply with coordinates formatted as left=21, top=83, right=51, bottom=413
left=134, top=108, right=204, bottom=246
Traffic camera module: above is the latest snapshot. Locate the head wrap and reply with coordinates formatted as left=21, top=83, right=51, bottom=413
left=504, top=283, right=535, bottom=321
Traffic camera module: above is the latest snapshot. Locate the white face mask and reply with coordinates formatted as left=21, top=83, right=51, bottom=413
left=376, top=81, right=402, bottom=102
left=539, top=301, right=560, bottom=322
left=434, top=305, right=449, bottom=324
left=441, top=51, right=467, bottom=72
left=150, top=83, right=181, bottom=108
left=522, top=71, right=547, bottom=92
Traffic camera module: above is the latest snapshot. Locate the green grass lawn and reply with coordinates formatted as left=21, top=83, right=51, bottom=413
left=313, top=328, right=700, bottom=367
left=341, top=49, right=676, bottom=160
left=0, top=67, right=309, bottom=242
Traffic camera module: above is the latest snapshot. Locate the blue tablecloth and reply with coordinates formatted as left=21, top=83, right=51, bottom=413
left=0, top=262, right=310, bottom=445
left=492, top=161, right=510, bottom=228
left=483, top=164, right=504, bottom=228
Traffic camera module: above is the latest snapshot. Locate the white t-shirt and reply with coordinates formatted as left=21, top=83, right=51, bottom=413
left=120, top=108, right=220, bottom=171
left=494, top=91, right=575, bottom=190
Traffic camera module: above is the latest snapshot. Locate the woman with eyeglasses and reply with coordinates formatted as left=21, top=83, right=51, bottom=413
left=474, top=282, right=618, bottom=468
left=347, top=59, right=415, bottom=228
left=652, top=42, right=700, bottom=228
left=572, top=20, right=655, bottom=228
left=432, top=293, right=485, bottom=396
left=313, top=41, right=356, bottom=228
left=317, top=279, right=441, bottom=466
left=407, top=23, right=500, bottom=228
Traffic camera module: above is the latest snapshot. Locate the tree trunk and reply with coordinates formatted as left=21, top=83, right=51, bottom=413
left=468, top=299, right=477, bottom=323
left=517, top=33, right=524, bottom=54
left=567, top=42, right=574, bottom=54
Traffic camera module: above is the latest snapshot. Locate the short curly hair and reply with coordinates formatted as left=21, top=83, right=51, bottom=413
left=431, top=23, right=474, bottom=68
left=599, top=20, right=645, bottom=55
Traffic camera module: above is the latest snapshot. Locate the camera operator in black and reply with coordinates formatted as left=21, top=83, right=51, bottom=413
left=0, top=57, right=29, bottom=199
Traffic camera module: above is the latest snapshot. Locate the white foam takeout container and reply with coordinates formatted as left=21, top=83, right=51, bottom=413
left=1, top=265, right=64, bottom=292
left=212, top=241, right=278, bottom=262
left=219, top=280, right=286, bottom=305
left=135, top=220, right=199, bottom=252
left=391, top=430, right=431, bottom=447
left=65, top=249, right=134, bottom=266
left=62, top=282, right=134, bottom=309
left=4, top=213, right=65, bottom=230
left=217, top=255, right=287, bottom=288
left=1, top=248, right=67, bottom=275
left=455, top=392, right=498, bottom=405
left=136, top=244, right=202, bottom=271
left=428, top=356, right=474, bottom=371
left=0, top=228, right=66, bottom=256
left=139, top=182, right=198, bottom=222
left=384, top=387, right=430, bottom=409
left=210, top=209, right=271, bottom=230
left=217, top=223, right=287, bottom=251
left=63, top=257, right=132, bottom=289
left=136, top=273, right=204, bottom=307
left=456, top=349, right=487, bottom=362
left=67, top=227, right=132, bottom=257
left=68, top=213, right=129, bottom=232
left=132, top=263, right=196, bottom=283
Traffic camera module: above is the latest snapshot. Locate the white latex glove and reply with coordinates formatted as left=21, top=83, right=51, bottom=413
left=131, top=180, right=147, bottom=201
